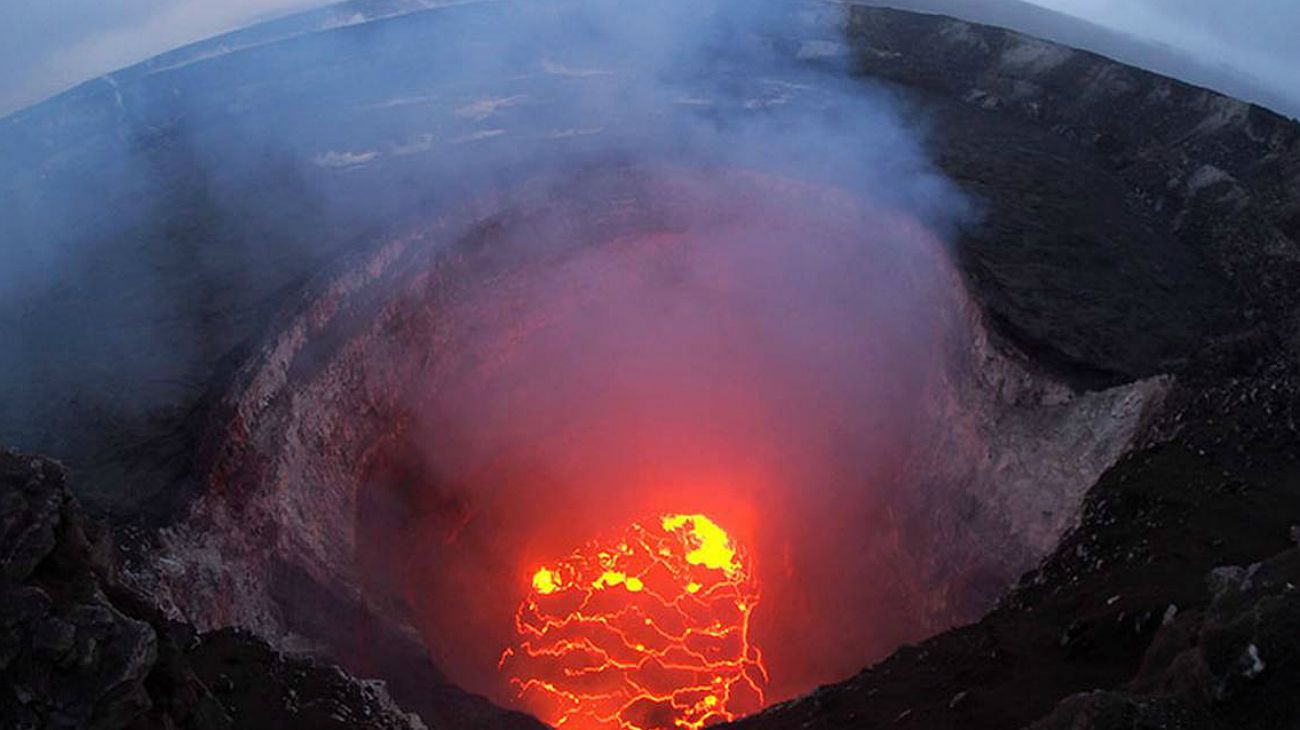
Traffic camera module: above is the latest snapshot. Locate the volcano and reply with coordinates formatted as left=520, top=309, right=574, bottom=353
left=2, top=2, right=1299, bottom=730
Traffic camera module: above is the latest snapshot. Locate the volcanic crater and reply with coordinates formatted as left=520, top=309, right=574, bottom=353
left=134, top=162, right=1163, bottom=729
left=2, top=2, right=1299, bottom=730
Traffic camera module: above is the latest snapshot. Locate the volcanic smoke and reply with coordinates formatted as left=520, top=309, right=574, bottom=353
left=320, top=3, right=972, bottom=724
left=369, top=166, right=967, bottom=722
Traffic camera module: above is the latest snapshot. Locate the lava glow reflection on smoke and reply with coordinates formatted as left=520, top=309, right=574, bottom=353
left=390, top=167, right=963, bottom=725
left=500, top=513, right=766, bottom=729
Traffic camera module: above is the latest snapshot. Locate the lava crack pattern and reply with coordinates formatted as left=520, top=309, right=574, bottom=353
left=500, top=513, right=767, bottom=729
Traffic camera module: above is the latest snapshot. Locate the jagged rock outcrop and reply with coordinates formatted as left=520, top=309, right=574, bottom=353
left=2, top=451, right=166, bottom=729
left=1024, top=361, right=1300, bottom=730
left=0, top=448, right=429, bottom=730
left=1030, top=544, right=1300, bottom=730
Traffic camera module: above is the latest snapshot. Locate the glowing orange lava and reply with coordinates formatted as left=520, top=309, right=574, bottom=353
left=500, top=514, right=767, bottom=729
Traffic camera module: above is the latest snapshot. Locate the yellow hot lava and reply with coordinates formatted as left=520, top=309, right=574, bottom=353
left=533, top=567, right=562, bottom=595
left=661, top=514, right=740, bottom=576
left=501, top=513, right=766, bottom=729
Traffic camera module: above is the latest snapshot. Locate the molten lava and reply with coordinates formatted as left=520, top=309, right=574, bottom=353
left=500, top=514, right=767, bottom=729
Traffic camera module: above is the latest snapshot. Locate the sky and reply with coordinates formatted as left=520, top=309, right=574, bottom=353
left=1030, top=0, right=1300, bottom=113
left=0, top=0, right=324, bottom=116
left=0, top=0, right=1297, bottom=118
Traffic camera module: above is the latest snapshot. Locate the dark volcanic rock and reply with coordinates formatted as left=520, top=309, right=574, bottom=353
left=847, top=6, right=1300, bottom=386
left=185, top=629, right=422, bottom=730
left=1, top=447, right=542, bottom=730
left=1031, top=545, right=1300, bottom=730
left=922, top=94, right=1241, bottom=388
left=1, top=452, right=161, bottom=730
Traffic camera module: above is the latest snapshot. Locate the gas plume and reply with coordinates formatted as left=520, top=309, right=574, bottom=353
left=1, top=0, right=977, bottom=723
left=357, top=160, right=966, bottom=715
